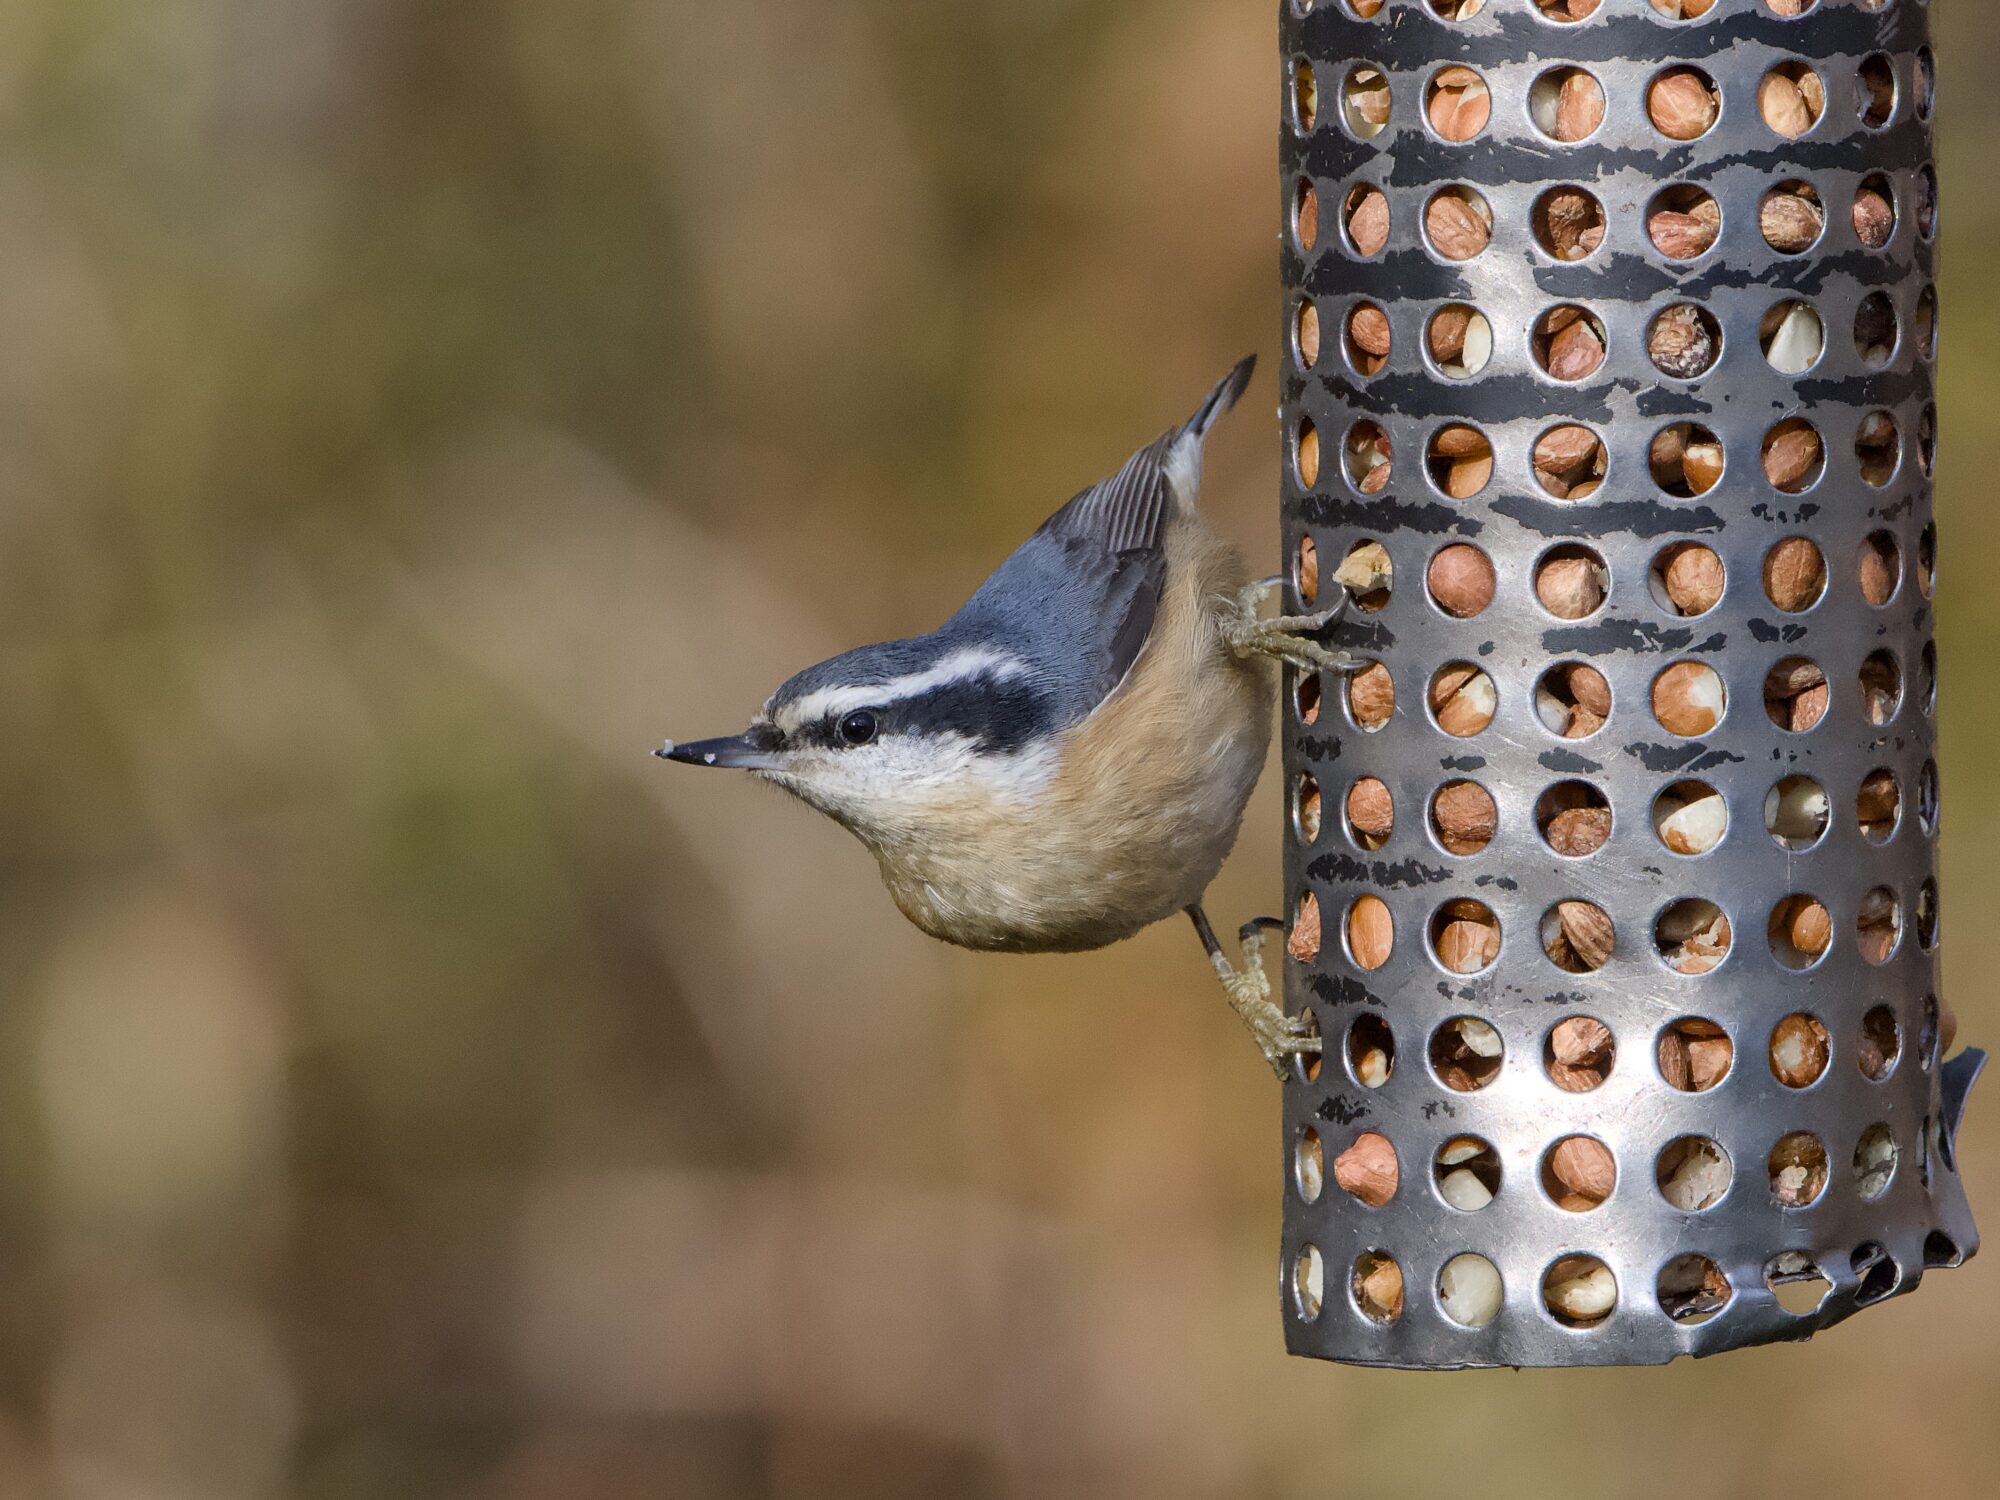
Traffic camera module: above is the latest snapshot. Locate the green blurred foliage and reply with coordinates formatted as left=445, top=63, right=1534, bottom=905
left=0, top=2, right=1997, bottom=1497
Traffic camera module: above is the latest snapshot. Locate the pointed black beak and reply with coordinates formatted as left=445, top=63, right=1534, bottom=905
left=654, top=731, right=782, bottom=771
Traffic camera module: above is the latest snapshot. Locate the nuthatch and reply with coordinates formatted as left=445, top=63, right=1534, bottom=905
left=659, top=358, right=1349, bottom=1074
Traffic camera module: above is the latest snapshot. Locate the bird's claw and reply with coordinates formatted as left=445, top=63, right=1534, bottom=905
left=1209, top=922, right=1322, bottom=1080
left=1224, top=584, right=1355, bottom=674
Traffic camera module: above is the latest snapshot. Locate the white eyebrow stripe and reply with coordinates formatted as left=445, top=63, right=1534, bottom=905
left=780, top=647, right=1030, bottom=727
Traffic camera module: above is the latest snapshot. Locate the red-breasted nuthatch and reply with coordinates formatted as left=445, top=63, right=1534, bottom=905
left=660, top=358, right=1349, bottom=1074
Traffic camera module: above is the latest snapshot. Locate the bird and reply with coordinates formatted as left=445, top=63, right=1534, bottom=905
left=658, top=357, right=1349, bottom=1074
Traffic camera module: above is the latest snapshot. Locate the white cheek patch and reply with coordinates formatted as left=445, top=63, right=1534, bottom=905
left=771, top=731, right=1060, bottom=822
left=775, top=647, right=1030, bottom=732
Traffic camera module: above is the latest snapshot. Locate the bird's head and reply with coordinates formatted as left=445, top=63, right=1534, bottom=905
left=658, top=636, right=1057, bottom=845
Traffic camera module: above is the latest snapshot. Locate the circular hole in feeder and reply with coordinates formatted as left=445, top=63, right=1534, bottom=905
left=1534, top=544, right=1607, bottom=620
left=1542, top=1254, right=1616, bottom=1328
left=1532, top=0, right=1597, bottom=21
left=1427, top=305, right=1493, bottom=379
left=1332, top=1131, right=1399, bottom=1207
left=1544, top=1015, right=1614, bottom=1092
left=1657, top=1135, right=1732, bottom=1211
left=1916, top=48, right=1936, bottom=121
left=1854, top=173, right=1897, bottom=249
left=1648, top=66, right=1718, bottom=141
left=1344, top=301, right=1390, bottom=376
left=1430, top=779, right=1496, bottom=857
left=1759, top=61, right=1825, bottom=139
left=1425, top=185, right=1492, bottom=261
left=1343, top=0, right=1387, bottom=18
left=1333, top=539, right=1392, bottom=612
left=1760, top=298, right=1824, bottom=374
left=1859, top=1006, right=1902, bottom=1082
left=1347, top=894, right=1394, bottom=971
left=1657, top=1017, right=1732, bottom=1092
left=1650, top=0, right=1721, bottom=17
left=1919, top=524, right=1936, bottom=596
left=1917, top=284, right=1938, bottom=359
left=1652, top=542, right=1723, bottom=618
left=1766, top=1252, right=1831, bottom=1315
left=1295, top=771, right=1323, bottom=845
left=1762, top=180, right=1825, bottom=253
left=1439, top=1253, right=1503, bottom=1329
left=1535, top=661, right=1609, bottom=740
left=1294, top=534, right=1318, bottom=608
left=1857, top=53, right=1896, bottom=129
left=1855, top=1123, right=1898, bottom=1200
left=1857, top=768, right=1901, bottom=844
left=1658, top=1254, right=1732, bottom=1326
left=1434, top=1135, right=1501, bottom=1212
left=1655, top=898, right=1730, bottom=975
left=1295, top=670, right=1322, bottom=728
left=1291, top=891, right=1321, bottom=964
left=1767, top=900, right=1832, bottom=974
left=1534, top=304, right=1607, bottom=381
left=1543, top=900, right=1613, bottom=974
left=1293, top=1009, right=1322, bottom=1085
left=1342, top=182, right=1389, bottom=256
left=1541, top=1136, right=1615, bottom=1212
left=1347, top=660, right=1393, bottom=731
left=1652, top=662, right=1725, bottom=737
left=1426, top=424, right=1493, bottom=498
left=1293, top=1245, right=1325, bottom=1321
left=1536, top=782, right=1610, bottom=857
left=1427, top=544, right=1494, bottom=618
left=1342, top=420, right=1391, bottom=494
left=1852, top=1241, right=1901, bottom=1304
left=1919, top=760, right=1939, bottom=835
left=1762, top=537, right=1825, bottom=613
left=1649, top=303, right=1721, bottom=379
left=1347, top=1013, right=1395, bottom=1088
left=1533, top=185, right=1606, bottom=261
left=1858, top=530, right=1900, bottom=606
left=1650, top=422, right=1723, bottom=496
left=1764, top=657, right=1828, bottom=732
left=1294, top=1127, right=1324, bottom=1203
left=1767, top=774, right=1828, bottom=850
left=1860, top=649, right=1902, bottom=726
left=1426, top=0, right=1487, bottom=17
left=1653, top=780, right=1725, bottom=856
left=1918, top=878, right=1939, bottom=951
left=1647, top=184, right=1720, bottom=259
left=1760, top=418, right=1822, bottom=494
left=1293, top=59, right=1318, bottom=132
left=1295, top=300, right=1320, bottom=371
left=1295, top=417, right=1320, bottom=489
left=1428, top=663, right=1495, bottom=738
left=1430, top=902, right=1500, bottom=975
left=1352, top=1251, right=1404, bottom=1325
left=1344, top=776, right=1391, bottom=851
left=1919, top=402, right=1937, bottom=475
left=1769, top=1132, right=1829, bottom=1208
left=1530, top=66, right=1604, bottom=144
left=1856, top=411, right=1901, bottom=487
left=1533, top=424, right=1606, bottom=499
left=1430, top=1016, right=1502, bottom=1091
left=1764, top=0, right=1817, bottom=12
left=1854, top=292, right=1898, bottom=368
left=1341, top=65, right=1390, bottom=140
left=1293, top=180, right=1320, bottom=254
left=1769, top=1011, right=1831, bottom=1085
left=1424, top=65, right=1491, bottom=142
left=1925, top=1231, right=1962, bottom=1270
left=1917, top=166, right=1938, bottom=241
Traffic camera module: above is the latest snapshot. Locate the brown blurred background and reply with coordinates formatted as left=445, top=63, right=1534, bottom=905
left=1, top=2, right=1996, bottom=1496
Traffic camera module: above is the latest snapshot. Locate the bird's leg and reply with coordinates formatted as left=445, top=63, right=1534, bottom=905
left=1187, top=906, right=1321, bottom=1080
left=1221, top=580, right=1353, bottom=674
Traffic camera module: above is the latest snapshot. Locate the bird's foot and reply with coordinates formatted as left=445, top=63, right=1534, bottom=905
left=1222, top=582, right=1353, bottom=674
left=1189, top=909, right=1321, bottom=1080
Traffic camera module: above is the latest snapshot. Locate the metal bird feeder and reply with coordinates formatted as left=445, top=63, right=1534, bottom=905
left=1279, top=0, right=1981, bottom=1367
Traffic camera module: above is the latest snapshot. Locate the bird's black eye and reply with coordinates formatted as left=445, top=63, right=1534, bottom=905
left=836, top=709, right=879, bottom=747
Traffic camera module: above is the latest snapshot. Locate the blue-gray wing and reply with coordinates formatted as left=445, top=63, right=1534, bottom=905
left=944, top=357, right=1253, bottom=728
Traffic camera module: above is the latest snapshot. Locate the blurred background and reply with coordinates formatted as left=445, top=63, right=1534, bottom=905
left=1, top=1, right=1997, bottom=1496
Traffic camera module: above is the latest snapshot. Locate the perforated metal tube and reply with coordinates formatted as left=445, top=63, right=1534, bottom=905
left=1278, top=0, right=1979, bottom=1368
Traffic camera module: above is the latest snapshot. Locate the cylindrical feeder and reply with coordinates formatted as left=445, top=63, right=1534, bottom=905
left=1279, top=0, right=1981, bottom=1368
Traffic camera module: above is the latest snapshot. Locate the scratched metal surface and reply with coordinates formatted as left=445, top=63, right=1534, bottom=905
left=1277, top=0, right=1979, bottom=1367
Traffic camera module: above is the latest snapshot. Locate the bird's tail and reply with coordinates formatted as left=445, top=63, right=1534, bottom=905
left=1182, top=354, right=1256, bottom=445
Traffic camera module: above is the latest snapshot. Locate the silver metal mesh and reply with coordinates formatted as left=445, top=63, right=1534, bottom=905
left=1278, top=0, right=1980, bottom=1368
